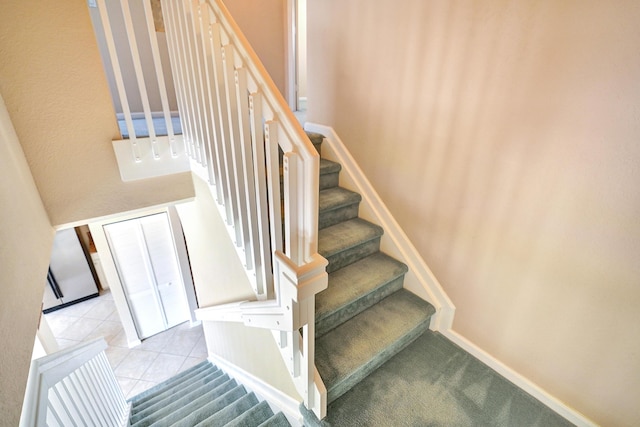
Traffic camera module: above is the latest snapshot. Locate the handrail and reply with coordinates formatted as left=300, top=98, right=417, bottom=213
left=161, top=0, right=328, bottom=418
left=20, top=338, right=129, bottom=427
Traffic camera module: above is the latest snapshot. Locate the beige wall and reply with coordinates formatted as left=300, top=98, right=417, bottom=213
left=176, top=175, right=300, bottom=400
left=307, top=1, right=640, bottom=425
left=0, top=95, right=54, bottom=427
left=223, top=0, right=287, bottom=96
left=0, top=0, right=194, bottom=228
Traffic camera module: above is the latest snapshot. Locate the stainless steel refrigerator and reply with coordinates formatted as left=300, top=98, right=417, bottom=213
left=42, top=228, right=99, bottom=313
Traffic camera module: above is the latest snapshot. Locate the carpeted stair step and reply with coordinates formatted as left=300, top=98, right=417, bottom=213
left=130, top=377, right=236, bottom=426
left=129, top=361, right=215, bottom=406
left=131, top=369, right=225, bottom=415
left=130, top=371, right=292, bottom=427
left=319, top=159, right=341, bottom=190
left=224, top=400, right=275, bottom=427
left=306, top=131, right=324, bottom=155
left=315, top=252, right=408, bottom=337
left=164, top=384, right=248, bottom=427
left=258, top=412, right=291, bottom=426
left=194, top=392, right=260, bottom=426
left=315, top=289, right=436, bottom=403
left=319, top=218, right=384, bottom=274
left=318, top=187, right=362, bottom=229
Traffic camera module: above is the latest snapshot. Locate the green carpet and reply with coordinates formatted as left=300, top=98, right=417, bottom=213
left=128, top=361, right=291, bottom=427
left=308, top=131, right=572, bottom=426
left=323, top=330, right=574, bottom=426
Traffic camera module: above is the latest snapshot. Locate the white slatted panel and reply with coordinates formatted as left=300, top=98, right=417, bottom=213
left=159, top=0, right=326, bottom=417
left=25, top=339, right=126, bottom=427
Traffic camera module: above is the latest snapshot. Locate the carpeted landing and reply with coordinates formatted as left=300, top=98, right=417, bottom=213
left=127, top=360, right=290, bottom=427
left=321, top=330, right=574, bottom=426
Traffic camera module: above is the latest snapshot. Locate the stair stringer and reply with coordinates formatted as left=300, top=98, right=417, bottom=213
left=304, top=122, right=456, bottom=332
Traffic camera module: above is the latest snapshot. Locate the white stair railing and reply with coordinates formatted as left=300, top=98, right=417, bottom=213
left=92, top=0, right=190, bottom=181
left=20, top=338, right=129, bottom=427
left=161, top=0, right=328, bottom=419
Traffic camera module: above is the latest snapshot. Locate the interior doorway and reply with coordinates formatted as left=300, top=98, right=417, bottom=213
left=103, top=212, right=190, bottom=339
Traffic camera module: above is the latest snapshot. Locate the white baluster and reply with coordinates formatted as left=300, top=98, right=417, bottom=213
left=209, top=21, right=234, bottom=223
left=264, top=121, right=284, bottom=256
left=249, top=92, right=274, bottom=298
left=222, top=44, right=246, bottom=248
left=184, top=0, right=213, bottom=173
left=143, top=0, right=176, bottom=156
left=163, top=0, right=193, bottom=158
left=120, top=0, right=158, bottom=158
left=173, top=0, right=201, bottom=161
left=194, top=2, right=221, bottom=187
left=95, top=0, right=140, bottom=163
left=283, top=152, right=300, bottom=261
left=235, top=67, right=260, bottom=287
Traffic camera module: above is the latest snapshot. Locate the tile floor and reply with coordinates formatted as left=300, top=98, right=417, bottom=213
left=43, top=290, right=207, bottom=399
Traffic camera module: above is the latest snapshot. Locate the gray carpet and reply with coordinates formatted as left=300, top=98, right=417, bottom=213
left=128, top=361, right=290, bottom=426
left=306, top=130, right=572, bottom=426
left=322, top=330, right=574, bottom=426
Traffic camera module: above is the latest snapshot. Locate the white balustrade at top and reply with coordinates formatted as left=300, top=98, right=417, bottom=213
left=94, top=0, right=190, bottom=181
left=160, top=0, right=328, bottom=418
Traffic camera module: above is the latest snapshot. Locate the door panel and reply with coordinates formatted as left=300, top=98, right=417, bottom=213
left=104, top=219, right=165, bottom=338
left=104, top=213, right=189, bottom=338
left=139, top=214, right=189, bottom=328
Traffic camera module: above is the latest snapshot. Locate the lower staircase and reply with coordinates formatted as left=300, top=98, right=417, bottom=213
left=308, top=133, right=436, bottom=404
left=128, top=361, right=291, bottom=427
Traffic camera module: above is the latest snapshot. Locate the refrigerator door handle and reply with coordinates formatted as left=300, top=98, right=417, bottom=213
left=47, top=267, right=64, bottom=299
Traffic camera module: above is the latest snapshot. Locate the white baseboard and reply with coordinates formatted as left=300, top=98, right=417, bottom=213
left=304, top=122, right=455, bottom=331
left=443, top=330, right=597, bottom=427
left=207, top=354, right=303, bottom=426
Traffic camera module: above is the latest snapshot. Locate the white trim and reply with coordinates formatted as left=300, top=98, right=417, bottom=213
left=112, top=135, right=189, bottom=182
left=304, top=122, right=455, bottom=331
left=285, top=0, right=297, bottom=110
left=167, top=205, right=199, bottom=325
left=207, top=353, right=303, bottom=427
left=116, top=111, right=180, bottom=120
left=88, top=206, right=193, bottom=349
left=443, top=330, right=597, bottom=427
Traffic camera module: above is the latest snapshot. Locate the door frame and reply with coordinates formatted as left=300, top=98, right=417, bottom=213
left=89, top=205, right=199, bottom=347
left=286, top=0, right=297, bottom=110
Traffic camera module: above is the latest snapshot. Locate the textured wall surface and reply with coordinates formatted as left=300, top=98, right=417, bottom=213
left=0, top=95, right=54, bottom=427
left=0, top=0, right=194, bottom=228
left=176, top=176, right=300, bottom=401
left=307, top=1, right=640, bottom=425
left=223, top=0, right=287, bottom=96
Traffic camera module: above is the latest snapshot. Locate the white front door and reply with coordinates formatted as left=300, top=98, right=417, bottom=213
left=104, top=213, right=189, bottom=339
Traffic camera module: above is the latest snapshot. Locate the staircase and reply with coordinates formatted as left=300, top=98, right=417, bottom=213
left=309, top=133, right=436, bottom=404
left=128, top=361, right=291, bottom=427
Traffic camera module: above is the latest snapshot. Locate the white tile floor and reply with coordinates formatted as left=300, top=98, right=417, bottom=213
left=43, top=290, right=207, bottom=399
